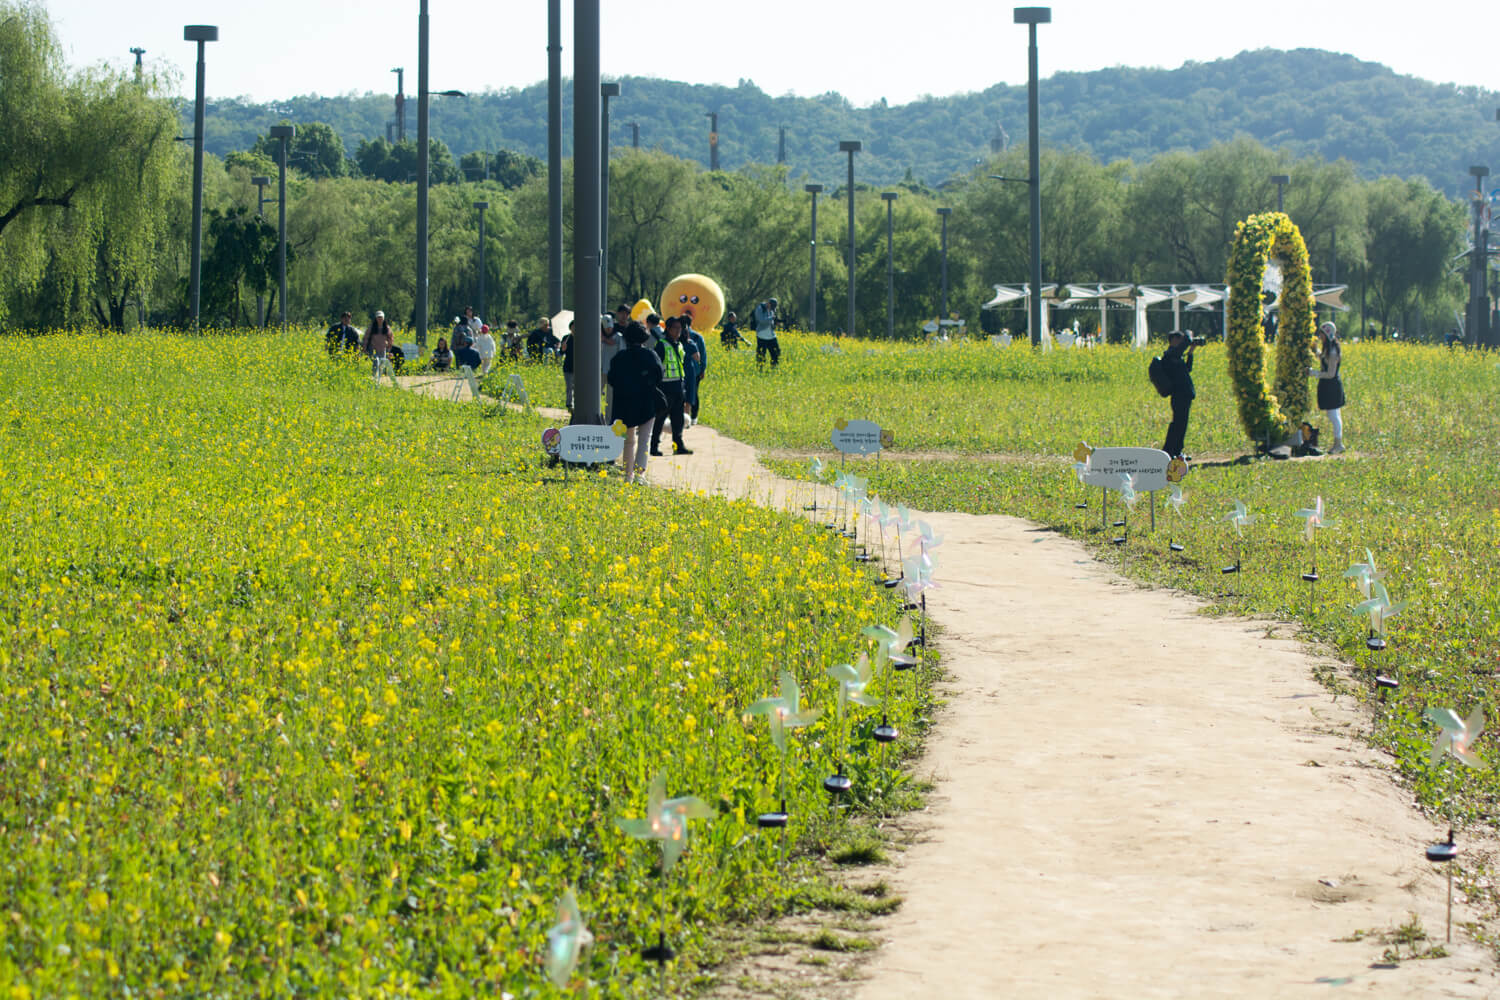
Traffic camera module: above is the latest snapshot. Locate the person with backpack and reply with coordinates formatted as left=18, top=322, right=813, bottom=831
left=607, top=321, right=666, bottom=484
left=1156, top=330, right=1196, bottom=460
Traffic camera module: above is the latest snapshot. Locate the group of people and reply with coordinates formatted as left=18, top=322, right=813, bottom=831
left=1158, top=320, right=1346, bottom=460
left=326, top=309, right=405, bottom=377
left=716, top=297, right=782, bottom=366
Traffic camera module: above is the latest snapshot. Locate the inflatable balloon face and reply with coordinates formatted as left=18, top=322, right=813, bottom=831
left=660, top=274, right=725, bottom=332
left=630, top=299, right=655, bottom=324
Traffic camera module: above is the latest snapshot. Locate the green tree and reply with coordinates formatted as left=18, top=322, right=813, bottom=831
left=253, top=121, right=348, bottom=179
left=352, top=137, right=458, bottom=184
left=460, top=149, right=542, bottom=189
left=0, top=2, right=182, bottom=326
left=1361, top=176, right=1463, bottom=337
left=201, top=205, right=279, bottom=326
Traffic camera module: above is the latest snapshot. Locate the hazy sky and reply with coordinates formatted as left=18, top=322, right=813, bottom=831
left=40, top=0, right=1498, bottom=108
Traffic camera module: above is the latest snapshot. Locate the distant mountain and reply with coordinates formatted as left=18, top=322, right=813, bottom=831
left=196, top=48, right=1500, bottom=196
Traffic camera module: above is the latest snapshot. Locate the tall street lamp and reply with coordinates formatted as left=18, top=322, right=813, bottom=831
left=547, top=0, right=563, bottom=317
left=630, top=121, right=640, bottom=149
left=1014, top=7, right=1049, bottom=347
left=601, top=82, right=619, bottom=308
left=707, top=111, right=719, bottom=172
left=415, top=0, right=466, bottom=346
left=1271, top=173, right=1290, bottom=213
left=571, top=0, right=603, bottom=423
left=882, top=192, right=897, bottom=339
left=805, top=184, right=823, bottom=332
left=778, top=125, right=786, bottom=165
left=937, top=206, right=952, bottom=319
left=839, top=140, right=861, bottom=337
left=184, top=24, right=217, bottom=331
left=1469, top=164, right=1489, bottom=347
left=391, top=67, right=406, bottom=143
left=252, top=174, right=271, bottom=327
left=269, top=125, right=295, bottom=332
left=474, top=200, right=489, bottom=320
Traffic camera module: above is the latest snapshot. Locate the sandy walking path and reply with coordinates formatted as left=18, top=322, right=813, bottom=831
left=645, top=424, right=1497, bottom=999
left=395, top=377, right=1496, bottom=997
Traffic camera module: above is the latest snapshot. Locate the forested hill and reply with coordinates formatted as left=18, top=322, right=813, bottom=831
left=198, top=48, right=1500, bottom=196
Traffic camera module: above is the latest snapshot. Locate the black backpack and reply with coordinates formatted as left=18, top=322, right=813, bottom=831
left=1148, top=356, right=1172, bottom=397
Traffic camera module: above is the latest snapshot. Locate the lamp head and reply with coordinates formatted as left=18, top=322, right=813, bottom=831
left=473, top=201, right=489, bottom=211
left=1470, top=165, right=1490, bottom=179
left=937, top=207, right=952, bottom=216
left=881, top=192, right=898, bottom=202
left=839, top=140, right=862, bottom=153
left=183, top=25, right=218, bottom=42
left=269, top=125, right=296, bottom=140
left=1012, top=7, right=1051, bottom=24
left=1270, top=174, right=1290, bottom=185
left=805, top=184, right=824, bottom=194
left=601, top=82, right=620, bottom=97
left=251, top=175, right=271, bottom=186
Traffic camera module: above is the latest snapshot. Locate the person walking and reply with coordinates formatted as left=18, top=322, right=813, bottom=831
left=473, top=324, right=497, bottom=374
left=1314, top=321, right=1346, bottom=454
left=682, top=313, right=707, bottom=423
left=752, top=297, right=780, bottom=367
left=363, top=310, right=394, bottom=377
left=719, top=311, right=748, bottom=349
left=326, top=311, right=359, bottom=355
left=607, top=321, right=665, bottom=484
left=1159, top=330, right=1196, bottom=460
left=650, top=315, right=692, bottom=456
left=600, top=317, right=624, bottom=423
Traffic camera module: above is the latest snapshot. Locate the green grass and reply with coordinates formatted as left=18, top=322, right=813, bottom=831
left=0, top=331, right=930, bottom=998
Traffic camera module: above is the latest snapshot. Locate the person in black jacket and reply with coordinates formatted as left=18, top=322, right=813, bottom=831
left=607, top=322, right=666, bottom=483
left=326, top=312, right=359, bottom=355
left=1160, top=330, right=1196, bottom=459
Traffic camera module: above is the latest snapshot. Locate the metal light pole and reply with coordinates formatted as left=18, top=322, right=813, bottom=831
left=805, top=184, right=823, bottom=332
left=1014, top=7, right=1049, bottom=347
left=416, top=0, right=431, bottom=345
left=937, top=206, right=952, bottom=319
left=184, top=25, right=217, bottom=331
left=547, top=0, right=563, bottom=317
left=882, top=192, right=897, bottom=338
left=252, top=175, right=271, bottom=327
left=270, top=125, right=295, bottom=332
left=707, top=111, right=719, bottom=171
left=630, top=121, right=640, bottom=148
left=840, top=140, right=861, bottom=338
left=601, top=82, right=619, bottom=308
left=572, top=0, right=602, bottom=423
left=778, top=125, right=786, bottom=164
left=474, top=200, right=489, bottom=320
left=130, top=46, right=145, bottom=83
left=391, top=67, right=406, bottom=143
left=1271, top=173, right=1290, bottom=213
left=1469, top=165, right=1489, bottom=347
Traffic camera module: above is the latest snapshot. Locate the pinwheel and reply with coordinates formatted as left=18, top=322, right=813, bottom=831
left=545, top=888, right=594, bottom=987
left=825, top=655, right=881, bottom=794
left=1343, top=548, right=1384, bottom=599
left=1221, top=501, right=1255, bottom=574
left=874, top=498, right=897, bottom=578
left=615, top=770, right=716, bottom=874
left=1070, top=460, right=1090, bottom=510
left=805, top=457, right=826, bottom=519
left=1425, top=708, right=1487, bottom=770
left=747, top=671, right=822, bottom=831
left=862, top=617, right=918, bottom=673
left=916, top=520, right=944, bottom=554
left=1119, top=473, right=1138, bottom=510
left=854, top=495, right=877, bottom=562
left=829, top=471, right=850, bottom=532
left=1294, top=495, right=1335, bottom=597
left=1166, top=482, right=1187, bottom=552
left=1353, top=581, right=1407, bottom=648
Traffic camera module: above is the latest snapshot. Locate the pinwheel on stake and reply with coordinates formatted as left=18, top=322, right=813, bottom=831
left=615, top=771, right=715, bottom=967
left=545, top=888, right=594, bottom=988
left=746, top=671, right=823, bottom=831
left=1070, top=460, right=1090, bottom=510
left=829, top=471, right=849, bottom=533
left=1293, top=496, right=1334, bottom=587
left=825, top=655, right=881, bottom=795
left=805, top=457, right=826, bottom=520
left=901, top=553, right=937, bottom=653
left=1421, top=707, right=1487, bottom=943
left=1111, top=473, right=1138, bottom=545
left=885, top=505, right=916, bottom=590
left=875, top=498, right=896, bottom=581
left=861, top=618, right=918, bottom=783
left=1343, top=549, right=1384, bottom=600
left=1352, top=581, right=1406, bottom=651
left=1221, top=500, right=1255, bottom=574
left=1166, top=482, right=1187, bottom=553
left=855, top=495, right=878, bottom=563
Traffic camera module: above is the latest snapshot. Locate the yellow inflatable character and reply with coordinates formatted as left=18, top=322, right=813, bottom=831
left=660, top=274, right=725, bottom=332
left=630, top=299, right=655, bottom=324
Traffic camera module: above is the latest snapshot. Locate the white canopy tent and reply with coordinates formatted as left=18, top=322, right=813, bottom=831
left=982, top=284, right=1058, bottom=346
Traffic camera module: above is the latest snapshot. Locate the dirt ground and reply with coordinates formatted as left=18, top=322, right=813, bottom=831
left=399, top=377, right=1498, bottom=998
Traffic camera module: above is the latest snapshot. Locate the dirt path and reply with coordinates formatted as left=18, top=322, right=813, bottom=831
left=645, top=424, right=1496, bottom=999
left=397, top=377, right=1495, bottom=997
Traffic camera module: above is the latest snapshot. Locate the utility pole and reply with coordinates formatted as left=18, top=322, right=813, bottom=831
left=1014, top=7, right=1050, bottom=347
left=391, top=67, right=406, bottom=143
left=805, top=184, right=822, bottom=332
left=129, top=46, right=145, bottom=83
left=707, top=111, right=719, bottom=171
left=777, top=125, right=786, bottom=165
left=839, top=140, right=861, bottom=338
left=547, top=0, right=563, bottom=318
left=184, top=25, right=217, bottom=332
left=1468, top=165, right=1490, bottom=347
left=252, top=175, right=271, bottom=327
left=571, top=0, right=602, bottom=423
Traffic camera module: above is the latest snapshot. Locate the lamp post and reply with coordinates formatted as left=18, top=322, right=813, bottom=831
left=601, top=82, right=619, bottom=308
left=707, top=111, right=719, bottom=171
left=547, top=0, right=563, bottom=317
left=474, top=200, right=489, bottom=320
left=882, top=192, right=897, bottom=339
left=839, top=140, right=861, bottom=337
left=805, top=184, right=823, bottom=332
left=252, top=175, right=271, bottom=327
left=183, top=25, right=217, bottom=331
left=129, top=46, right=145, bottom=83
left=1469, top=165, right=1489, bottom=347
left=414, top=0, right=466, bottom=346
left=391, top=67, right=406, bottom=143
left=1014, top=7, right=1049, bottom=347
left=630, top=121, right=640, bottom=149
left=269, top=125, right=295, bottom=332
left=778, top=125, right=786, bottom=165
left=1271, top=173, right=1290, bottom=213
left=937, top=206, right=952, bottom=319
left=572, top=0, right=603, bottom=423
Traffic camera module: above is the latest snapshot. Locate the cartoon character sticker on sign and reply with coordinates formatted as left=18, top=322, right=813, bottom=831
left=832, top=419, right=883, bottom=455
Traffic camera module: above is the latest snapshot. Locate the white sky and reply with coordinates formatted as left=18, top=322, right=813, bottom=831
left=40, top=0, right=1498, bottom=107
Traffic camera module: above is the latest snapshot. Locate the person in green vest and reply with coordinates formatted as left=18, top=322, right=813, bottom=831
left=650, top=315, right=693, bottom=456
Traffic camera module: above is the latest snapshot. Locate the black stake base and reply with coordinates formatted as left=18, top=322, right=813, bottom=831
left=881, top=576, right=903, bottom=588
left=1075, top=502, right=1088, bottom=510
left=823, top=772, right=853, bottom=795
left=1426, top=840, right=1458, bottom=863
left=855, top=553, right=876, bottom=563
left=873, top=722, right=900, bottom=743
left=641, top=932, right=676, bottom=965
left=1301, top=572, right=1320, bottom=583
left=1110, top=534, right=1126, bottom=545
left=1169, top=542, right=1185, bottom=552
left=1366, top=636, right=1388, bottom=651
left=1375, top=674, right=1398, bottom=700
left=1221, top=562, right=1241, bottom=574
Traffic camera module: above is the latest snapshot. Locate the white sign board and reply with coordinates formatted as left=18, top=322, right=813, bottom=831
left=832, top=419, right=883, bottom=455
left=1082, top=447, right=1171, bottom=492
left=558, top=424, right=624, bottom=464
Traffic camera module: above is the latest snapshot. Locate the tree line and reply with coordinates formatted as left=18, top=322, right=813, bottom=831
left=0, top=3, right=1474, bottom=340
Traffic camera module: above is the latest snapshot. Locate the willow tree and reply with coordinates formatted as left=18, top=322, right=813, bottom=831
left=0, top=2, right=183, bottom=327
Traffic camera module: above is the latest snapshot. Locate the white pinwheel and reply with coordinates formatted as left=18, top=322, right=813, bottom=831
left=901, top=554, right=938, bottom=602
left=1343, top=549, right=1384, bottom=599
left=615, top=771, right=715, bottom=873
left=916, top=520, right=944, bottom=553
left=828, top=654, right=881, bottom=712
left=545, top=888, right=594, bottom=987
left=1425, top=707, right=1487, bottom=769
left=1168, top=482, right=1187, bottom=515
left=1224, top=500, right=1256, bottom=536
left=1119, top=472, right=1139, bottom=510
left=809, top=457, right=825, bottom=481
left=862, top=618, right=918, bottom=671
left=746, top=670, right=823, bottom=754
left=1294, top=495, right=1335, bottom=542
left=1352, top=581, right=1407, bottom=636
left=1071, top=460, right=1088, bottom=485
left=895, top=504, right=915, bottom=535
left=877, top=497, right=895, bottom=530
